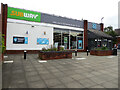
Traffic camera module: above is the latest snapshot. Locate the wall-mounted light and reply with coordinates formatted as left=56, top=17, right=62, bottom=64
left=31, top=25, right=34, bottom=27
left=26, top=31, right=28, bottom=34
left=44, top=31, right=46, bottom=35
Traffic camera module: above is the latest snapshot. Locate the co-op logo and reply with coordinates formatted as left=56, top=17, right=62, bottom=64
left=10, top=11, right=38, bottom=19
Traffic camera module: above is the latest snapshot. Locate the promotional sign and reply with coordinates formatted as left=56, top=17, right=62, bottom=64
left=13, top=37, right=28, bottom=44
left=37, top=38, right=49, bottom=45
left=92, top=23, right=97, bottom=29
left=64, top=37, right=67, bottom=43
left=55, top=42, right=58, bottom=48
left=7, top=7, right=41, bottom=22
left=78, top=40, right=82, bottom=49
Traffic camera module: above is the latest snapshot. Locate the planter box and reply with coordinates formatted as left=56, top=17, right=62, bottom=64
left=90, top=50, right=113, bottom=56
left=39, top=51, right=72, bottom=60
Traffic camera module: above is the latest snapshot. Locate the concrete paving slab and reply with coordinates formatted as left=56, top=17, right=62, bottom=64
left=2, top=52, right=118, bottom=88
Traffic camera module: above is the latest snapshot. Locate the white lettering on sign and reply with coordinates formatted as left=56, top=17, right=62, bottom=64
left=24, top=13, right=38, bottom=19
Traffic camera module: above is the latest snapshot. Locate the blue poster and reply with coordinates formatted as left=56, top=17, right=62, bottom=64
left=78, top=40, right=82, bottom=49
left=13, top=37, right=28, bottom=44
left=37, top=38, right=49, bottom=45
left=24, top=37, right=28, bottom=44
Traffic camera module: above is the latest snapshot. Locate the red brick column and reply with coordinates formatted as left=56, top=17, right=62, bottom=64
left=0, top=3, right=3, bottom=61
left=2, top=4, right=7, bottom=51
left=0, top=4, right=2, bottom=33
left=100, top=23, right=104, bottom=32
left=84, top=20, right=88, bottom=51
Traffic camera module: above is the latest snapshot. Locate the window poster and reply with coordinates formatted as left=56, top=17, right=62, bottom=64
left=13, top=37, right=28, bottom=44
left=37, top=38, right=49, bottom=45
left=64, top=37, right=67, bottom=43
left=78, top=40, right=82, bottom=49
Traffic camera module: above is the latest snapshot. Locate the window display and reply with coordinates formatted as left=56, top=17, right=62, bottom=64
left=54, top=28, right=83, bottom=50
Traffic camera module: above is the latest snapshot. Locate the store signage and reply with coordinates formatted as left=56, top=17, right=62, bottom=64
left=13, top=37, right=28, bottom=44
left=92, top=23, right=97, bottom=29
left=78, top=40, right=82, bottom=49
left=7, top=7, right=41, bottom=22
left=37, top=38, right=49, bottom=45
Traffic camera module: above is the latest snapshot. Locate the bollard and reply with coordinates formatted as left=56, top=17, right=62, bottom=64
left=75, top=50, right=77, bottom=56
left=24, top=50, right=27, bottom=59
left=87, top=50, right=89, bottom=56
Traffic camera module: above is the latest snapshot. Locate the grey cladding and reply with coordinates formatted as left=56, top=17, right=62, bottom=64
left=41, top=13, right=84, bottom=28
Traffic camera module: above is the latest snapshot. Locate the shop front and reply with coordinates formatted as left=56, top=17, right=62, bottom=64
left=53, top=28, right=83, bottom=50
left=1, top=3, right=106, bottom=54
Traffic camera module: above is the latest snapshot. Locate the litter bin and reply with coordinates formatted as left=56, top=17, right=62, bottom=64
left=113, top=48, right=117, bottom=55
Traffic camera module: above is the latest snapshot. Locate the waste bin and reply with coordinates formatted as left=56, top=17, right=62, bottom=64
left=113, top=48, right=117, bottom=55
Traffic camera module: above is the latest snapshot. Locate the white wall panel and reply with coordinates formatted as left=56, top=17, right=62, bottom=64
left=6, top=22, right=53, bottom=50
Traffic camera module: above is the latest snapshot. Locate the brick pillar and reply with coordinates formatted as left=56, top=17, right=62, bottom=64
left=100, top=23, right=104, bottom=32
left=2, top=4, right=7, bottom=50
left=84, top=20, right=88, bottom=51
left=0, top=3, right=3, bottom=61
left=0, top=3, right=3, bottom=33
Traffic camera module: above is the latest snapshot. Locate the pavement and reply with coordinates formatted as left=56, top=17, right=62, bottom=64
left=2, top=52, right=118, bottom=88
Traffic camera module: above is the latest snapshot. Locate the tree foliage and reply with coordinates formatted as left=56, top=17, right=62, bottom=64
left=104, top=26, right=118, bottom=45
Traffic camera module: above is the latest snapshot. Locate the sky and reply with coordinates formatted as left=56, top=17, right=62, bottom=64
left=0, top=0, right=119, bottom=29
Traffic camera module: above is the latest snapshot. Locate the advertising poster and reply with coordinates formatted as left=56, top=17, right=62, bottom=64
left=13, top=37, right=28, bottom=44
left=37, top=38, right=49, bottom=45
left=78, top=40, right=82, bottom=49
left=64, top=37, right=67, bottom=43
left=55, top=42, right=58, bottom=48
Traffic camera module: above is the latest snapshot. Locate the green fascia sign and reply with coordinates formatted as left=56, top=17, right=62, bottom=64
left=7, top=7, right=41, bottom=22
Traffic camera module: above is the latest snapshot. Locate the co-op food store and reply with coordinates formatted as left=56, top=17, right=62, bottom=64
left=1, top=3, right=112, bottom=54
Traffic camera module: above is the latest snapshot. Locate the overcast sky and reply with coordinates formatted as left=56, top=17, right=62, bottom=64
left=1, top=0, right=119, bottom=29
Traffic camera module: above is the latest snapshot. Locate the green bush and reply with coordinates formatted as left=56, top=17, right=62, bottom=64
left=41, top=45, right=58, bottom=51
left=0, top=34, right=5, bottom=53
left=94, top=47, right=109, bottom=50
left=60, top=47, right=64, bottom=51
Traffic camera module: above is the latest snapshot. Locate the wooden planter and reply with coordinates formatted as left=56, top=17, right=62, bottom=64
left=39, top=51, right=72, bottom=60
left=90, top=50, right=113, bottom=56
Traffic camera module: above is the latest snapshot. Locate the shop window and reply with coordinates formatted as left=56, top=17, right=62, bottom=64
left=61, top=30, right=69, bottom=49
left=54, top=30, right=61, bottom=48
left=70, top=31, right=83, bottom=49
left=54, top=29, right=83, bottom=50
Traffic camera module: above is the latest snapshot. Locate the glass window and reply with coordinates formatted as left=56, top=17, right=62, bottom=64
left=53, top=30, right=61, bottom=48
left=77, top=32, right=83, bottom=49
left=61, top=30, right=69, bottom=49
left=70, top=31, right=77, bottom=49
left=54, top=29, right=83, bottom=50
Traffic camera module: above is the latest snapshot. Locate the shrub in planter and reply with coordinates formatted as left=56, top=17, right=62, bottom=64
left=42, top=45, right=58, bottom=51
left=91, top=46, right=112, bottom=56
left=94, top=46, right=109, bottom=50
left=39, top=45, right=72, bottom=60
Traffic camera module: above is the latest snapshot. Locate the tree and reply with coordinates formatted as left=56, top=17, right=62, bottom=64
left=104, top=26, right=113, bottom=32
left=104, top=26, right=118, bottom=45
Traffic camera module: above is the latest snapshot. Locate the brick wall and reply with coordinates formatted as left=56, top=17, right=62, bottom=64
left=83, top=20, right=88, bottom=51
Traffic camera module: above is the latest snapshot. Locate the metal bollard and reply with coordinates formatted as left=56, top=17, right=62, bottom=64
left=87, top=50, right=89, bottom=56
left=75, top=50, right=77, bottom=56
left=24, top=50, right=27, bottom=59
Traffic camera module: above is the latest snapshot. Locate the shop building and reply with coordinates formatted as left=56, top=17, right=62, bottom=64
left=0, top=3, right=112, bottom=54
